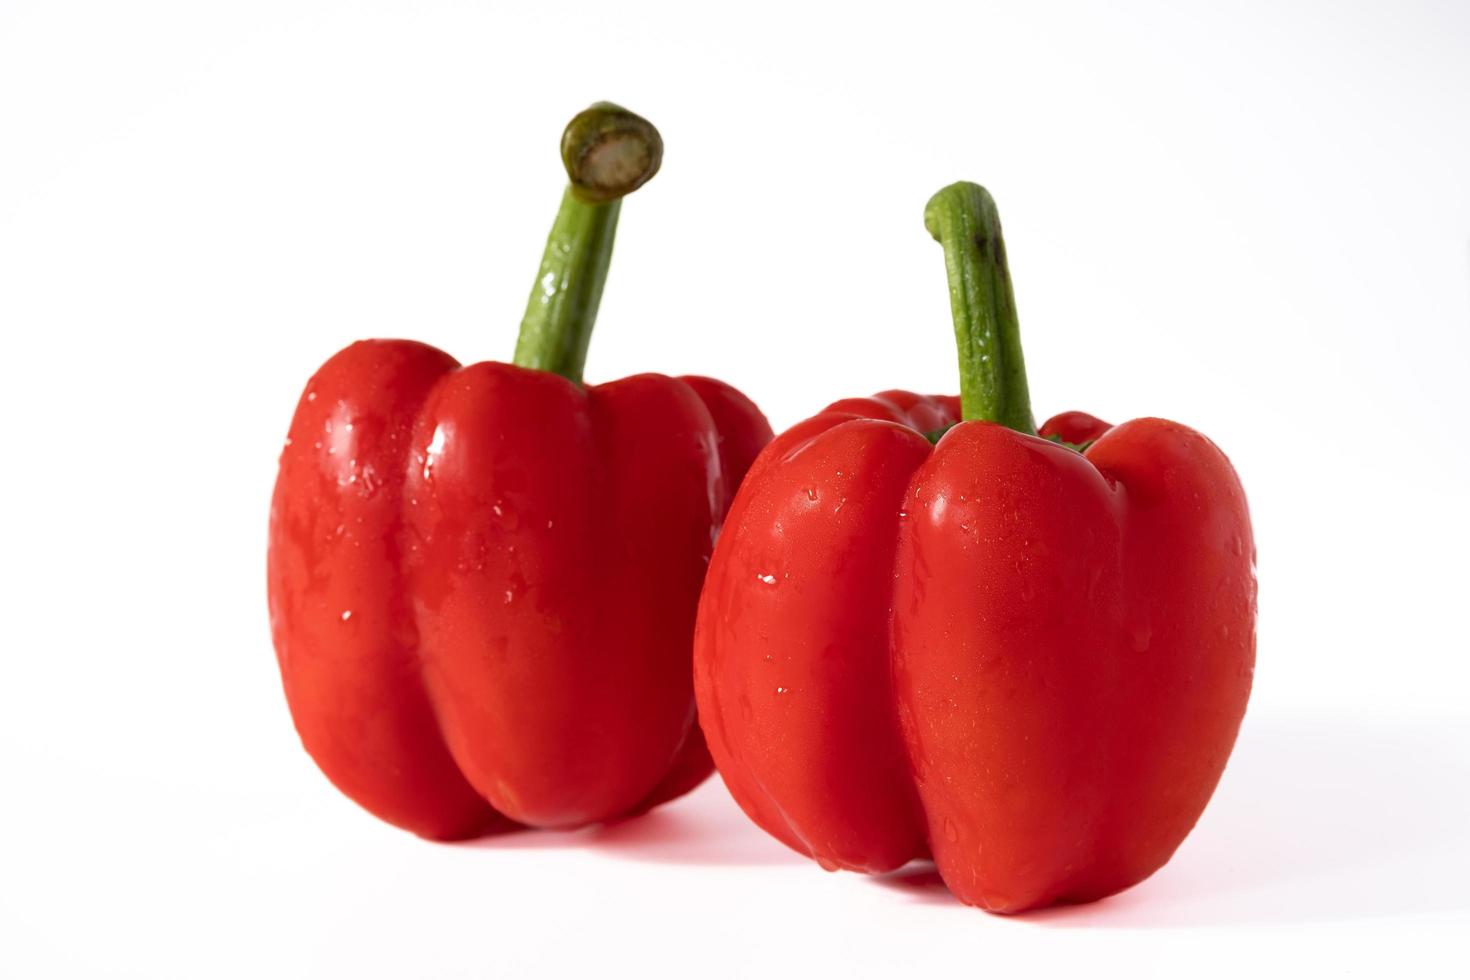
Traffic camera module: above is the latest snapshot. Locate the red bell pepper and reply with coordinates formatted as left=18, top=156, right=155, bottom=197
left=268, top=104, right=772, bottom=839
left=693, top=182, right=1255, bottom=912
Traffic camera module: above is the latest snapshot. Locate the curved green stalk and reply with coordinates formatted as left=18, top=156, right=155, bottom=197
left=513, top=103, right=663, bottom=383
left=924, top=182, right=1036, bottom=434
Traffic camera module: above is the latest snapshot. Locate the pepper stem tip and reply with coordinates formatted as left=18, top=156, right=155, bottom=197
left=561, top=102, right=663, bottom=204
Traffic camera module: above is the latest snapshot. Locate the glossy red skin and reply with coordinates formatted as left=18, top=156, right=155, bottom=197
left=268, top=340, right=772, bottom=839
left=694, top=390, right=1255, bottom=912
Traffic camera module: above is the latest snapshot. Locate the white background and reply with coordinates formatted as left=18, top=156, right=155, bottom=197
left=3, top=1, right=1468, bottom=976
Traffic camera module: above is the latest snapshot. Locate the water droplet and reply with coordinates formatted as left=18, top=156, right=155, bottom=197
left=898, top=510, right=908, bottom=520
left=340, top=609, right=352, bottom=622
left=493, top=503, right=504, bottom=517
left=503, top=590, right=514, bottom=604
left=306, top=391, right=317, bottom=402
left=757, top=573, right=777, bottom=585
left=805, top=488, right=818, bottom=502
left=775, top=686, right=789, bottom=695
left=1231, top=535, right=1244, bottom=556
left=943, top=818, right=959, bottom=842
left=546, top=519, right=554, bottom=529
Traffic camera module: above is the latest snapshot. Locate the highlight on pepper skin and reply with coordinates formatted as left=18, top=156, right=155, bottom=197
left=267, top=103, right=773, bottom=840
left=692, top=182, right=1256, bottom=913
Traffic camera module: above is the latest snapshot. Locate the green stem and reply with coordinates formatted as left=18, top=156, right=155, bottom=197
left=924, top=182, right=1036, bottom=434
left=513, top=103, right=663, bottom=383
left=513, top=191, right=620, bottom=382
